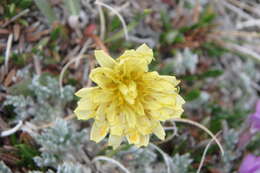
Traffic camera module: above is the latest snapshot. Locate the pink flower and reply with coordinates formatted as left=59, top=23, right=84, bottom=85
left=250, top=100, right=260, bottom=133
left=239, top=154, right=260, bottom=173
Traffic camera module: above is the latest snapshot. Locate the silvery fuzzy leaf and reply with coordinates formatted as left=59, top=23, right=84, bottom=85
left=0, top=161, right=12, bottom=173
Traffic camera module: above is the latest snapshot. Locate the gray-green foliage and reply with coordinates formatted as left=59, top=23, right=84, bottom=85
left=29, top=162, right=90, bottom=173
left=29, top=75, right=74, bottom=104
left=116, top=147, right=157, bottom=173
left=132, top=148, right=157, bottom=173
left=57, top=162, right=91, bottom=173
left=220, top=123, right=241, bottom=173
left=219, top=57, right=259, bottom=109
left=3, top=95, right=35, bottom=122
left=171, top=153, right=193, bottom=173
left=172, top=48, right=199, bottom=75
left=0, top=161, right=12, bottom=173
left=185, top=91, right=210, bottom=109
left=29, top=169, right=55, bottom=173
left=3, top=75, right=75, bottom=123
left=33, top=119, right=87, bottom=168
left=185, top=0, right=209, bottom=6
left=34, top=152, right=58, bottom=168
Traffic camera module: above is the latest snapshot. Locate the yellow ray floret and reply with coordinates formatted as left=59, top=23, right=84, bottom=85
left=74, top=44, right=185, bottom=149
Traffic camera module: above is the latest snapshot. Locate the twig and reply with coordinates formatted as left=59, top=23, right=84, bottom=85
left=97, top=4, right=106, bottom=40
left=33, top=55, right=42, bottom=75
left=75, top=39, right=91, bottom=67
left=172, top=118, right=225, bottom=156
left=95, top=0, right=129, bottom=40
left=221, top=0, right=253, bottom=20
left=213, top=38, right=260, bottom=62
left=149, top=143, right=171, bottom=173
left=4, top=34, right=13, bottom=74
left=114, top=2, right=130, bottom=13
left=236, top=19, right=260, bottom=29
left=213, top=31, right=260, bottom=38
left=2, top=9, right=30, bottom=27
left=227, top=0, right=260, bottom=17
left=192, top=0, right=200, bottom=23
left=1, top=121, right=23, bottom=137
left=92, top=156, right=131, bottom=173
left=196, top=132, right=222, bottom=173
left=59, top=55, right=88, bottom=92
left=78, top=148, right=92, bottom=165
left=228, top=43, right=260, bottom=62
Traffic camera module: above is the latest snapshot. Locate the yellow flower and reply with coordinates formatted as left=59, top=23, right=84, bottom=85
left=74, top=44, right=185, bottom=149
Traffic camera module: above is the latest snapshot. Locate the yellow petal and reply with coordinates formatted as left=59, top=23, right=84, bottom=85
left=95, top=50, right=116, bottom=68
left=118, top=44, right=153, bottom=65
left=160, top=75, right=180, bottom=86
left=117, top=54, right=148, bottom=75
left=110, top=114, right=125, bottom=135
left=106, top=103, right=119, bottom=124
left=108, top=135, right=123, bottom=149
left=127, top=131, right=140, bottom=144
left=157, top=108, right=173, bottom=121
left=136, top=135, right=150, bottom=147
left=136, top=43, right=153, bottom=64
left=110, top=124, right=124, bottom=136
left=90, top=67, right=116, bottom=89
left=130, top=99, right=145, bottom=116
left=95, top=104, right=107, bottom=121
left=75, top=87, right=97, bottom=97
left=136, top=116, right=152, bottom=135
left=153, top=123, right=165, bottom=140
left=125, top=106, right=136, bottom=128
left=118, top=50, right=135, bottom=61
left=118, top=81, right=137, bottom=104
left=74, top=107, right=95, bottom=120
left=90, top=121, right=109, bottom=142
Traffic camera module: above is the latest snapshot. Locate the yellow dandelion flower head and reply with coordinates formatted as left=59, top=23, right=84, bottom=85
left=74, top=44, right=185, bottom=149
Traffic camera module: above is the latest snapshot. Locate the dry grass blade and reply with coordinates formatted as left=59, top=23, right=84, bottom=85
left=95, top=0, right=129, bottom=41
left=172, top=118, right=225, bottom=156
left=196, top=132, right=222, bottom=173
left=1, top=121, right=23, bottom=137
left=92, top=156, right=131, bottom=173
left=4, top=34, right=13, bottom=74
left=149, top=143, right=171, bottom=173
left=2, top=9, right=30, bottom=27
left=97, top=4, right=106, bottom=40
left=59, top=55, right=88, bottom=92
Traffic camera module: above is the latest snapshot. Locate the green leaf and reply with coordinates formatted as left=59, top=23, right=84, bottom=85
left=16, top=144, right=39, bottom=168
left=17, top=0, right=33, bottom=9
left=105, top=11, right=149, bottom=42
left=111, top=16, right=121, bottom=32
left=202, top=42, right=228, bottom=57
left=160, top=10, right=172, bottom=31
left=33, top=0, right=57, bottom=24
left=63, top=0, right=81, bottom=16
left=200, top=69, right=224, bottom=78
left=185, top=89, right=201, bottom=101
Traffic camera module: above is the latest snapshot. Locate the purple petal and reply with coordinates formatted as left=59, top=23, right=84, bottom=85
left=239, top=154, right=256, bottom=173
left=238, top=130, right=253, bottom=148
left=250, top=113, right=260, bottom=132
left=239, top=154, right=260, bottom=173
left=256, top=100, right=260, bottom=114
left=250, top=101, right=260, bottom=132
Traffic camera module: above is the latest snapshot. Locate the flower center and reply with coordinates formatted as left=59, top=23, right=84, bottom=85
left=118, top=80, right=138, bottom=105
